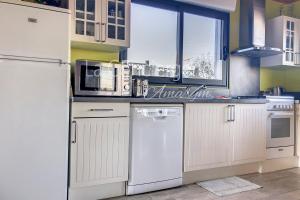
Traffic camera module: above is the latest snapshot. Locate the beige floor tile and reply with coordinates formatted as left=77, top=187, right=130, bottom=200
left=109, top=168, right=300, bottom=200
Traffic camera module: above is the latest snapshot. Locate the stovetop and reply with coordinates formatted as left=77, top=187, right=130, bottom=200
left=265, top=96, right=294, bottom=111
left=235, top=95, right=294, bottom=111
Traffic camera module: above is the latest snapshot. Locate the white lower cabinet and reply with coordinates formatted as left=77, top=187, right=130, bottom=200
left=231, top=104, right=267, bottom=165
left=69, top=102, right=130, bottom=200
left=184, top=104, right=231, bottom=171
left=184, top=103, right=267, bottom=172
left=70, top=118, right=129, bottom=187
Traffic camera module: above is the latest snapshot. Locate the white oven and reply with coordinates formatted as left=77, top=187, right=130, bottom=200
left=267, top=110, right=294, bottom=148
left=266, top=96, right=295, bottom=159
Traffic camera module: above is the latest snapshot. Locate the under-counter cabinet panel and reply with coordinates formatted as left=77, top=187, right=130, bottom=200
left=69, top=102, right=130, bottom=200
left=69, top=0, right=130, bottom=48
left=70, top=118, right=129, bottom=187
left=184, top=104, right=231, bottom=172
left=231, top=104, right=267, bottom=165
left=184, top=104, right=267, bottom=172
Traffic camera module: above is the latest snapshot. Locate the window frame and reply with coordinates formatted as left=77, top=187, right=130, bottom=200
left=125, top=0, right=230, bottom=87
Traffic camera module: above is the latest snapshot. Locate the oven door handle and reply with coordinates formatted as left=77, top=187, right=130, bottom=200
left=268, top=113, right=294, bottom=118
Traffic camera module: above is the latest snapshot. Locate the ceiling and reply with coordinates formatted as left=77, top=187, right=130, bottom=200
left=273, top=0, right=300, bottom=4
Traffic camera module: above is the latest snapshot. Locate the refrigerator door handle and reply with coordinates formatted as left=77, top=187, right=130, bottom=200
left=71, top=121, right=77, bottom=144
left=0, top=54, right=71, bottom=65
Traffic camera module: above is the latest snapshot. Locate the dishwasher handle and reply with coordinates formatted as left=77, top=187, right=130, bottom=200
left=135, top=108, right=182, bottom=118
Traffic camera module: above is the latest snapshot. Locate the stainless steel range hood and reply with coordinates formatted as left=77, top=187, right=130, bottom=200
left=232, top=0, right=283, bottom=58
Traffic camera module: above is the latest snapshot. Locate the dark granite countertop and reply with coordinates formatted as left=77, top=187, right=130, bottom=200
left=282, top=92, right=300, bottom=100
left=71, top=96, right=268, bottom=104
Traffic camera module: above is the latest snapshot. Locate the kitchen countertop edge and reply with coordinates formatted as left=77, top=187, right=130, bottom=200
left=71, top=97, right=268, bottom=104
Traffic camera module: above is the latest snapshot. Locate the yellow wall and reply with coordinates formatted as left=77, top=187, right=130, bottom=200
left=260, top=68, right=300, bottom=91
left=260, top=0, right=300, bottom=91
left=70, top=48, right=119, bottom=64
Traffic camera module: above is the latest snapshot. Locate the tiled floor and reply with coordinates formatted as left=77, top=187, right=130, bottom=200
left=110, top=168, right=300, bottom=200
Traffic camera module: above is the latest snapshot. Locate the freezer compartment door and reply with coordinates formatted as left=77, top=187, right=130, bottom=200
left=129, top=107, right=183, bottom=186
left=0, top=59, right=70, bottom=200
left=0, top=2, right=70, bottom=61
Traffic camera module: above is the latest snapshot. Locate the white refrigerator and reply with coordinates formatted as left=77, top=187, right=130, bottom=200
left=0, top=1, right=70, bottom=200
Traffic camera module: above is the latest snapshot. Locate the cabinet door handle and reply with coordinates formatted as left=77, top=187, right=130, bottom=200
left=95, top=22, right=101, bottom=42
left=227, top=105, right=233, bottom=122
left=232, top=105, right=235, bottom=121
left=227, top=105, right=231, bottom=122
left=71, top=121, right=77, bottom=144
left=89, top=108, right=114, bottom=112
left=227, top=105, right=235, bottom=122
left=101, top=22, right=107, bottom=42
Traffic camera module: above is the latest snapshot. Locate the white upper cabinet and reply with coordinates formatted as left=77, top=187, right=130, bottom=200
left=69, top=0, right=130, bottom=49
left=261, top=16, right=300, bottom=67
left=104, top=0, right=130, bottom=47
left=70, top=0, right=99, bottom=43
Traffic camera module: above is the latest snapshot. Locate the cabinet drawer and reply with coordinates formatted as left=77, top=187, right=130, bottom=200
left=267, top=146, right=294, bottom=159
left=72, top=102, right=130, bottom=118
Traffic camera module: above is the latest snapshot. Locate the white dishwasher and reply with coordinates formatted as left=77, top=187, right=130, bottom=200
left=127, top=104, right=183, bottom=195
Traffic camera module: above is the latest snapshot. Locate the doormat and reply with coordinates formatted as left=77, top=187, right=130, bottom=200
left=197, top=176, right=262, bottom=196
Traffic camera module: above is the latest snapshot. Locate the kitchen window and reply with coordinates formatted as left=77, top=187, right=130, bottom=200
left=125, top=0, right=229, bottom=86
